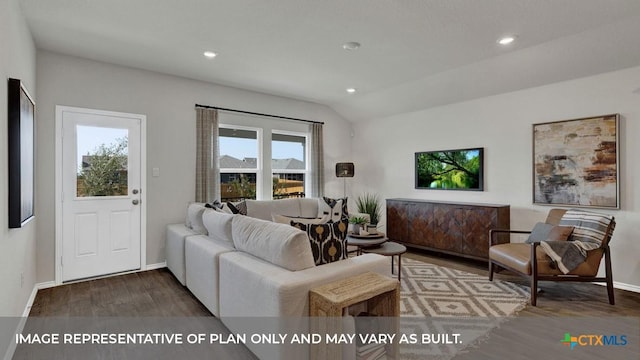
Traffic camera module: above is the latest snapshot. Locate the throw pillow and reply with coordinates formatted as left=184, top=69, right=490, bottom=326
left=227, top=200, right=248, bottom=215
left=205, top=200, right=224, bottom=210
left=202, top=209, right=235, bottom=243
left=185, top=202, right=207, bottom=235
left=548, top=225, right=574, bottom=242
left=291, top=219, right=349, bottom=265
left=526, top=222, right=574, bottom=243
left=271, top=213, right=328, bottom=225
left=317, top=197, right=349, bottom=222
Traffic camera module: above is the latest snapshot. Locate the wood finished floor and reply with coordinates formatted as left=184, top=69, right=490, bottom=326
left=27, top=250, right=640, bottom=360
left=31, top=249, right=640, bottom=317
left=29, top=268, right=211, bottom=317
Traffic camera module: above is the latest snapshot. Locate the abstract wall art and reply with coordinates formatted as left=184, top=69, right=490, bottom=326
left=8, top=78, right=35, bottom=228
left=533, top=114, right=619, bottom=209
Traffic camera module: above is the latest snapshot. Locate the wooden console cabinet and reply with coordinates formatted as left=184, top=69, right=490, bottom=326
left=386, top=199, right=509, bottom=260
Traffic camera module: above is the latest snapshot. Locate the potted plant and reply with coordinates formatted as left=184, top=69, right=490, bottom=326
left=356, top=193, right=382, bottom=234
left=349, top=216, right=368, bottom=235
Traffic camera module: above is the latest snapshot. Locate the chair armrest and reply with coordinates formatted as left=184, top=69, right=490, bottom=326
left=488, top=229, right=532, bottom=246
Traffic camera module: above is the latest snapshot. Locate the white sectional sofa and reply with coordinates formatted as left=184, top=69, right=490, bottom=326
left=165, top=198, right=388, bottom=360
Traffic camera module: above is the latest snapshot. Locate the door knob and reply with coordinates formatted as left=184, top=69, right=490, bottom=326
left=132, top=189, right=139, bottom=194
left=132, top=199, right=139, bottom=205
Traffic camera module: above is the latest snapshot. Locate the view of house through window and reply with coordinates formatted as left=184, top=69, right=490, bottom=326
left=219, top=127, right=259, bottom=201
left=218, top=125, right=309, bottom=202
left=272, top=132, right=306, bottom=199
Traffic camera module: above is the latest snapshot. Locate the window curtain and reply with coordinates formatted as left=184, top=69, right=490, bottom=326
left=195, top=108, right=220, bottom=202
left=310, top=123, right=324, bottom=197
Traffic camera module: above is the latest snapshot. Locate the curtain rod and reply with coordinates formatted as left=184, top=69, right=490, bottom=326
left=195, top=104, right=324, bottom=125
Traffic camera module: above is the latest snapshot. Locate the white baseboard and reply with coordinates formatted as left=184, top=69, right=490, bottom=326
left=3, top=316, right=24, bottom=360
left=6, top=281, right=54, bottom=360
left=145, top=261, right=167, bottom=271
left=594, top=281, right=640, bottom=294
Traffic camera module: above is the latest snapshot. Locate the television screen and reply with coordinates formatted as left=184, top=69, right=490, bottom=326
left=415, top=148, right=484, bottom=191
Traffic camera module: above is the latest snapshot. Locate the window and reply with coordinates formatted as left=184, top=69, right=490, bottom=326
left=272, top=132, right=307, bottom=199
left=219, top=126, right=260, bottom=201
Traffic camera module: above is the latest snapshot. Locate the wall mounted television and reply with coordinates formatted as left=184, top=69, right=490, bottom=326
left=415, top=147, right=484, bottom=191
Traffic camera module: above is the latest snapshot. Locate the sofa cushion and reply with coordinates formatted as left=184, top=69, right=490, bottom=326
left=299, top=198, right=320, bottom=218
left=185, top=235, right=235, bottom=316
left=231, top=215, right=315, bottom=271
left=526, top=222, right=574, bottom=243
left=245, top=198, right=302, bottom=221
left=291, top=219, right=349, bottom=265
left=185, top=202, right=207, bottom=235
left=202, top=209, right=235, bottom=244
left=318, top=197, right=348, bottom=222
left=271, top=213, right=327, bottom=225
left=166, top=223, right=199, bottom=285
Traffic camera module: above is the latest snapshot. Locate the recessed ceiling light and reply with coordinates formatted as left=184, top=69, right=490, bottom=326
left=497, top=36, right=516, bottom=45
left=346, top=88, right=357, bottom=94
left=203, top=51, right=217, bottom=58
left=342, top=42, right=361, bottom=50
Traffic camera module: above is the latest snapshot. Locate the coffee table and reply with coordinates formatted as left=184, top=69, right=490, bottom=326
left=361, top=242, right=407, bottom=281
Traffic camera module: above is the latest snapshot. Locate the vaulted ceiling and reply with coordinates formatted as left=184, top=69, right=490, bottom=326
left=20, top=0, right=640, bottom=121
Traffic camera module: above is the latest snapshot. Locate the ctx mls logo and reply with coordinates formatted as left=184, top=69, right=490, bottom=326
left=561, top=332, right=627, bottom=350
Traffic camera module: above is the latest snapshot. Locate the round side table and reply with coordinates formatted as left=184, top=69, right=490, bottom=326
left=361, top=242, right=407, bottom=281
left=346, top=235, right=387, bottom=255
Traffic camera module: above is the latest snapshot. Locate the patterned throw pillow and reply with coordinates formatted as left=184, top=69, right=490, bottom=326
left=317, top=197, right=349, bottom=222
left=205, top=200, right=224, bottom=210
left=226, top=200, right=247, bottom=215
left=291, top=219, right=349, bottom=265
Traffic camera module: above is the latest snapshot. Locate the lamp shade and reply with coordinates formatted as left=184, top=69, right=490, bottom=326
left=336, top=162, right=354, bottom=178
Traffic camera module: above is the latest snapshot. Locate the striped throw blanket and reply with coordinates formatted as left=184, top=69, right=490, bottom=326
left=539, top=209, right=614, bottom=274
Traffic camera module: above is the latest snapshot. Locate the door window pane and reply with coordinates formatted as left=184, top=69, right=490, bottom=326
left=76, top=126, right=128, bottom=197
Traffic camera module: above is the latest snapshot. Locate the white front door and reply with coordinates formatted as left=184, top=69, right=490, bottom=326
left=58, top=106, right=144, bottom=282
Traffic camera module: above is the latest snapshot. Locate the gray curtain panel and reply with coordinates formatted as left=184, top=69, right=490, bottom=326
left=310, top=122, right=324, bottom=198
left=195, top=108, right=220, bottom=202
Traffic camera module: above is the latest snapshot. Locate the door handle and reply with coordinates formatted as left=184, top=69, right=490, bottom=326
left=132, top=199, right=140, bottom=205
left=132, top=189, right=139, bottom=194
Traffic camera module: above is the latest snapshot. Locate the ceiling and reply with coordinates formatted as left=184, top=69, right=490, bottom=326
left=20, top=0, right=640, bottom=122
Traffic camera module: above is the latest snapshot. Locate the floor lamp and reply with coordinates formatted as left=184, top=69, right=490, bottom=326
left=335, top=162, right=354, bottom=198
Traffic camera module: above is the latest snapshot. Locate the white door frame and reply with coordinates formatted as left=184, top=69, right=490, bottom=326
left=54, top=105, right=147, bottom=285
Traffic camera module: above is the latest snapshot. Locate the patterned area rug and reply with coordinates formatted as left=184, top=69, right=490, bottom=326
left=401, top=258, right=529, bottom=317
left=398, top=257, right=529, bottom=359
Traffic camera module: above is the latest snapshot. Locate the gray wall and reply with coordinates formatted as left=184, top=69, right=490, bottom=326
left=0, top=0, right=37, bottom=316
left=352, top=65, right=640, bottom=289
left=35, top=51, right=354, bottom=283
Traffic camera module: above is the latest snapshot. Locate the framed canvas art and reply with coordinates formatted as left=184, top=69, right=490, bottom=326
left=532, top=114, right=619, bottom=209
left=8, top=78, right=35, bottom=228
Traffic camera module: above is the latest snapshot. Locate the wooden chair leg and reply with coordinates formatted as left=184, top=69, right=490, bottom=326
left=605, top=248, right=615, bottom=305
left=530, top=274, right=537, bottom=306
left=530, top=243, right=538, bottom=306
left=488, top=261, right=494, bottom=281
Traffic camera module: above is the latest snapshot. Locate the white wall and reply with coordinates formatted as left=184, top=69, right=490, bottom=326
left=35, top=51, right=353, bottom=283
left=352, top=65, right=640, bottom=289
left=0, top=0, right=37, bottom=316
